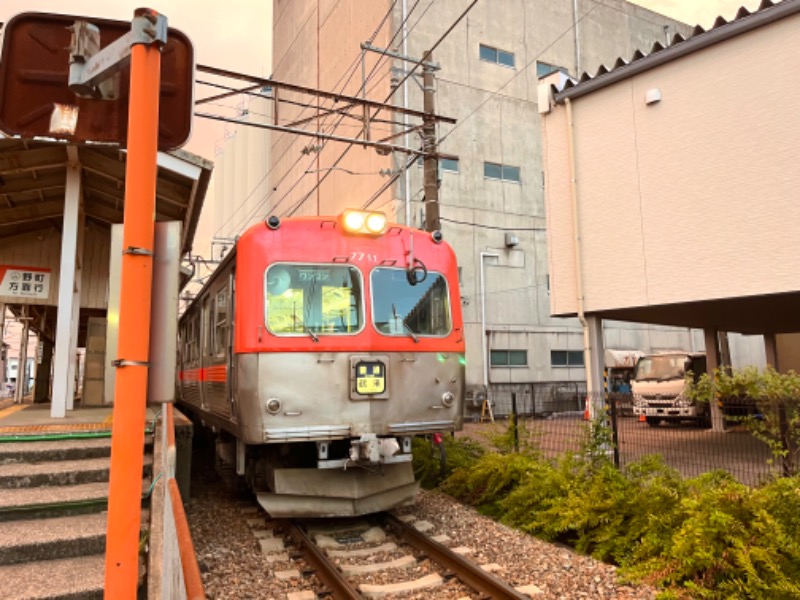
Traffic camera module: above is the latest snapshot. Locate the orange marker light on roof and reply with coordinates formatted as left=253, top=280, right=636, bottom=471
left=341, top=209, right=387, bottom=235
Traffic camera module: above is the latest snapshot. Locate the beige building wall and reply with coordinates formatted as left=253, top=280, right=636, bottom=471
left=272, top=0, right=393, bottom=218
left=544, top=13, right=800, bottom=317
left=0, top=227, right=110, bottom=310
left=187, top=92, right=273, bottom=309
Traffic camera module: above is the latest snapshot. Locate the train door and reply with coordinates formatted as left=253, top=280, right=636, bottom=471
left=211, top=281, right=231, bottom=419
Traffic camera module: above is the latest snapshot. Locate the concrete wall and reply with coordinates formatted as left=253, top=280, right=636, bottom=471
left=543, top=13, right=800, bottom=316
left=270, top=0, right=745, bottom=402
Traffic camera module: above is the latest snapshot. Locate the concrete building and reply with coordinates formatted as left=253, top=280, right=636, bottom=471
left=264, top=0, right=769, bottom=415
left=540, top=0, right=798, bottom=421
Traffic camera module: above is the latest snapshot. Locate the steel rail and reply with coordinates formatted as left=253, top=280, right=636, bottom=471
left=383, top=513, right=529, bottom=600
left=285, top=521, right=361, bottom=600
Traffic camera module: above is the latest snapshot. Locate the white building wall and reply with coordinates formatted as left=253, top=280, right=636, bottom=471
left=544, top=13, right=800, bottom=315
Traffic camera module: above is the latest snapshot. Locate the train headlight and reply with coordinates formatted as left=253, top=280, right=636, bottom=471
left=265, top=397, right=282, bottom=414
left=442, top=391, right=455, bottom=407
left=341, top=209, right=387, bottom=235
left=344, top=210, right=366, bottom=231
left=365, top=212, right=387, bottom=233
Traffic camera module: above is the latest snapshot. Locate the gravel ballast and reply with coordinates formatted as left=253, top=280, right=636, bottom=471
left=187, top=465, right=656, bottom=599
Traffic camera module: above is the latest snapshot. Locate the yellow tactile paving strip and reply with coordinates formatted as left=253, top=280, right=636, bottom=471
left=0, top=422, right=113, bottom=434
left=0, top=404, right=27, bottom=420
left=0, top=404, right=114, bottom=434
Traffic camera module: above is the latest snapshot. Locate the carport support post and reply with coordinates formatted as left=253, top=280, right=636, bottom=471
left=104, top=21, right=162, bottom=599
left=704, top=327, right=725, bottom=432
left=764, top=333, right=779, bottom=370
left=585, top=315, right=605, bottom=420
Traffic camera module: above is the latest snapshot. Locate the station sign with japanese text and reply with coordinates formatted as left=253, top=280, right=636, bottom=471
left=0, top=265, right=51, bottom=300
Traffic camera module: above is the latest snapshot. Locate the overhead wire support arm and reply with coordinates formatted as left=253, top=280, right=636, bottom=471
left=361, top=42, right=441, bottom=71
left=194, top=111, right=456, bottom=159
left=195, top=64, right=456, bottom=125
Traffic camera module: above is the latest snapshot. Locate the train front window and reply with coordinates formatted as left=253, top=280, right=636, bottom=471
left=265, top=264, right=363, bottom=335
left=371, top=267, right=452, bottom=337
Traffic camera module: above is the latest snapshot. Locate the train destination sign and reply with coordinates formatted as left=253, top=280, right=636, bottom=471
left=356, top=361, right=386, bottom=395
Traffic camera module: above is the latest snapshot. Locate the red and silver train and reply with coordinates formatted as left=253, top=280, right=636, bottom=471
left=178, top=210, right=465, bottom=517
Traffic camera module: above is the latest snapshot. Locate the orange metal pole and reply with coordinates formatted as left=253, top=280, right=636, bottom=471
left=104, top=33, right=162, bottom=598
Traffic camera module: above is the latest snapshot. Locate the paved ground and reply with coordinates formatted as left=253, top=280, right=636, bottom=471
left=459, top=415, right=778, bottom=486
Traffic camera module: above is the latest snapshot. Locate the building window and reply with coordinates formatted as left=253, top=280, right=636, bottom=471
left=417, top=157, right=459, bottom=173
left=484, top=162, right=521, bottom=183
left=551, top=350, right=585, bottom=367
left=536, top=61, right=562, bottom=78
left=479, top=44, right=515, bottom=68
left=491, top=350, right=528, bottom=367
left=441, top=157, right=459, bottom=173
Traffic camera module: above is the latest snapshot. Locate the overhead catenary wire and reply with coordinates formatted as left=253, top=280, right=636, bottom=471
left=438, top=0, right=600, bottom=144
left=272, top=0, right=433, bottom=218
left=262, top=6, right=432, bottom=220
left=207, top=0, right=407, bottom=237
left=281, top=0, right=478, bottom=219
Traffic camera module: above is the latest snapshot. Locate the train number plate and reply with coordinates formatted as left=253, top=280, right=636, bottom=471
left=356, top=362, right=385, bottom=395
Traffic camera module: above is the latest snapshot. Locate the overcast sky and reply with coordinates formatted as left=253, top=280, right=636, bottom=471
left=0, top=0, right=764, bottom=161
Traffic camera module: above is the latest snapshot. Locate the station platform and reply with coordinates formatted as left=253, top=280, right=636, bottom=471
left=0, top=398, right=159, bottom=437
left=0, top=398, right=173, bottom=438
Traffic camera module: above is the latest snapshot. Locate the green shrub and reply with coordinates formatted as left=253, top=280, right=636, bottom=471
left=442, top=451, right=537, bottom=518
left=412, top=434, right=485, bottom=489
left=620, top=472, right=800, bottom=598
left=687, top=367, right=800, bottom=475
left=430, top=414, right=800, bottom=599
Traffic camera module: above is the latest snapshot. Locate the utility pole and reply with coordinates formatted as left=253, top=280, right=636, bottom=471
left=422, top=50, right=440, bottom=233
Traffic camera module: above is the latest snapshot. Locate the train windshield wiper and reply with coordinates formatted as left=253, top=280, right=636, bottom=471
left=402, top=322, right=419, bottom=343
left=303, top=326, right=320, bottom=343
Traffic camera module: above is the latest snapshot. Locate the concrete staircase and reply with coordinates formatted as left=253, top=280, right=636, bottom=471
left=0, top=436, right=152, bottom=599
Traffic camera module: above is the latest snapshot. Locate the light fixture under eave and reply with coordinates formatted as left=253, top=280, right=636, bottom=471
left=50, top=104, right=79, bottom=135
left=645, top=88, right=662, bottom=105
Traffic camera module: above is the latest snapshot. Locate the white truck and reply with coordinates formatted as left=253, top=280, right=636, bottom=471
left=631, top=352, right=709, bottom=427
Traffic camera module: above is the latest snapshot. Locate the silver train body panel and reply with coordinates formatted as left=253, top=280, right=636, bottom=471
left=236, top=351, right=464, bottom=444
left=179, top=350, right=464, bottom=516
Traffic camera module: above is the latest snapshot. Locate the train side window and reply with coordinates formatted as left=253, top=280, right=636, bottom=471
left=191, top=316, right=200, bottom=361
left=183, top=316, right=197, bottom=362
left=214, top=286, right=228, bottom=356
left=203, top=296, right=213, bottom=356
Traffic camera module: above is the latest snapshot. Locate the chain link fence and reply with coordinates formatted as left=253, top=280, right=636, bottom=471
left=465, top=389, right=798, bottom=486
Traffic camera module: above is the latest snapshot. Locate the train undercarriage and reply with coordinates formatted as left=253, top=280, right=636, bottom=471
left=213, top=428, right=419, bottom=517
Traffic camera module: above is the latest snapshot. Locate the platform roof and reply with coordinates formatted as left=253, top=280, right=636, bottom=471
left=0, top=137, right=212, bottom=256
left=0, top=136, right=213, bottom=346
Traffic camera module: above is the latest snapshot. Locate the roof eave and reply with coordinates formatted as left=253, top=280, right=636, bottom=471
left=554, top=0, right=800, bottom=103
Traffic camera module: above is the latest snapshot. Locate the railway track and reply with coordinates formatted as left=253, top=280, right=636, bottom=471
left=280, top=512, right=531, bottom=599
